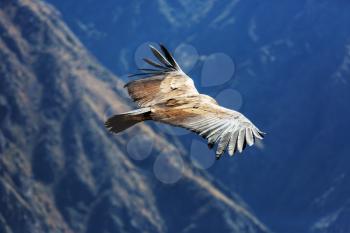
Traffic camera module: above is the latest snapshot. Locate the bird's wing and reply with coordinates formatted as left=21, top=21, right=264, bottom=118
left=151, top=96, right=265, bottom=159
left=125, top=44, right=199, bottom=108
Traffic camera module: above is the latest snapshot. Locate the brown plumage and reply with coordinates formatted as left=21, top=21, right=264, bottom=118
left=105, top=44, right=265, bottom=159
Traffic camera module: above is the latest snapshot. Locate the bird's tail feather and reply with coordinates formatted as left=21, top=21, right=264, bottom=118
left=104, top=107, right=151, bottom=134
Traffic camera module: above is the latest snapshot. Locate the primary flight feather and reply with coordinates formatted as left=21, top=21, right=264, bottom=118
left=105, top=44, right=265, bottom=159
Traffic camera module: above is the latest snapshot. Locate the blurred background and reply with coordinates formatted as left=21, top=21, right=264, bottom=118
left=1, top=0, right=350, bottom=233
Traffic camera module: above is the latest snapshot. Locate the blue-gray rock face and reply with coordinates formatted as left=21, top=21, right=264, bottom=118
left=0, top=1, right=271, bottom=233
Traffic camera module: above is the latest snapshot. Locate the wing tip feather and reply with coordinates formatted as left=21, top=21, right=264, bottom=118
left=129, top=44, right=181, bottom=78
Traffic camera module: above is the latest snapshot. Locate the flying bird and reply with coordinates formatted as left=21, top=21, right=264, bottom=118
left=105, top=44, right=264, bottom=159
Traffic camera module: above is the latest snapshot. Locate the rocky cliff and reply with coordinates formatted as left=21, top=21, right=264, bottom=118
left=0, top=1, right=270, bottom=232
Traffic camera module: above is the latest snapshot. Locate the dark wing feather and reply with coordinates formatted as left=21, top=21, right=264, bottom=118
left=149, top=45, right=173, bottom=68
left=129, top=45, right=180, bottom=78
left=143, top=58, right=166, bottom=69
left=159, top=44, right=180, bottom=70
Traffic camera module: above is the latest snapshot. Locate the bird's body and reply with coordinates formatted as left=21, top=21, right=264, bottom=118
left=105, top=44, right=264, bottom=159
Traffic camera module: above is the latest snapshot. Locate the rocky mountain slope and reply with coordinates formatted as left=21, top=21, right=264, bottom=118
left=0, top=0, right=270, bottom=233
left=45, top=0, right=350, bottom=232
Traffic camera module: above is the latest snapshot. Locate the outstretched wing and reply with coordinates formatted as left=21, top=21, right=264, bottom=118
left=125, top=44, right=199, bottom=107
left=151, top=96, right=265, bottom=159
